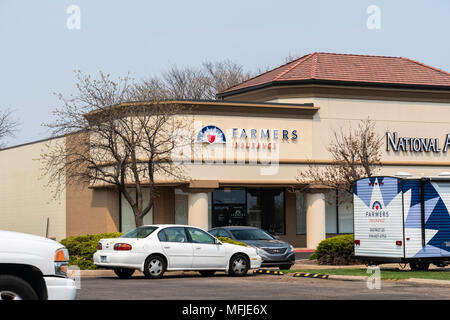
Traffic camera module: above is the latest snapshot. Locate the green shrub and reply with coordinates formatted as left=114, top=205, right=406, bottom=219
left=309, top=234, right=358, bottom=265
left=61, top=232, right=123, bottom=270
left=216, top=236, right=248, bottom=247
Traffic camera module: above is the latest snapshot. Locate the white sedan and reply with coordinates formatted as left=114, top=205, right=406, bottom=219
left=93, top=224, right=262, bottom=279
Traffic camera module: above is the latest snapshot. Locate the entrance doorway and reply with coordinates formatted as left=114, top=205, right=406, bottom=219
left=212, top=188, right=246, bottom=227
left=212, top=187, right=285, bottom=235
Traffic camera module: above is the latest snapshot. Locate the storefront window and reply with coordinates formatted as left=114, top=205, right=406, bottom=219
left=212, top=188, right=246, bottom=227
left=174, top=188, right=188, bottom=225
left=121, top=188, right=153, bottom=233
left=325, top=191, right=337, bottom=234
left=213, top=188, right=246, bottom=205
left=246, top=188, right=284, bottom=235
left=208, top=192, right=212, bottom=230
left=338, top=191, right=353, bottom=233
left=295, top=191, right=306, bottom=234
left=211, top=188, right=285, bottom=235
left=324, top=190, right=353, bottom=234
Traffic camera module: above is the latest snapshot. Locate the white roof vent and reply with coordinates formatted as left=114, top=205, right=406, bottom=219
left=438, top=172, right=450, bottom=176
left=395, top=172, right=413, bottom=177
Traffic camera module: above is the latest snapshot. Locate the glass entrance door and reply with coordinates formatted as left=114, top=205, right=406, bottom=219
left=212, top=188, right=246, bottom=227
left=212, top=204, right=246, bottom=227
left=211, top=187, right=286, bottom=235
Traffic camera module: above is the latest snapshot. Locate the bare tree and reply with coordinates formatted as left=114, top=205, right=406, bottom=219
left=41, top=71, right=193, bottom=227
left=156, top=60, right=252, bottom=100
left=298, top=119, right=383, bottom=194
left=283, top=53, right=304, bottom=64
left=161, top=65, right=209, bottom=100
left=0, top=108, right=19, bottom=148
left=202, top=60, right=253, bottom=99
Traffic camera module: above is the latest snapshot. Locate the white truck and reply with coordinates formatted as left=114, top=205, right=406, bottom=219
left=0, top=230, right=77, bottom=300
left=353, top=176, right=450, bottom=270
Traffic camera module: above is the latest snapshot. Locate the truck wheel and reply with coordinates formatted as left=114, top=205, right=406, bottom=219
left=0, top=275, right=38, bottom=300
left=410, top=262, right=430, bottom=271
left=113, top=268, right=135, bottom=279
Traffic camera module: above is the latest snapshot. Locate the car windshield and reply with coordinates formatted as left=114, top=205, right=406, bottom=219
left=230, top=229, right=274, bottom=241
left=121, top=226, right=157, bottom=238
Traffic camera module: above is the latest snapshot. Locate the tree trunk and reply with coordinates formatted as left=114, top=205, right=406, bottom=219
left=134, top=213, right=144, bottom=227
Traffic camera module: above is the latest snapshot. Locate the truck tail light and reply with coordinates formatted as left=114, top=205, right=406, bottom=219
left=97, top=242, right=103, bottom=250
left=114, top=243, right=132, bottom=251
left=396, top=240, right=403, bottom=246
left=354, top=240, right=360, bottom=245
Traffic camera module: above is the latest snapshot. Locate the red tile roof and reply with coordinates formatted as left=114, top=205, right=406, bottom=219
left=218, top=52, right=450, bottom=97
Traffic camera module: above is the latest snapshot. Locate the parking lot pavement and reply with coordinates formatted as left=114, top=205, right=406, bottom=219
left=75, top=272, right=450, bottom=300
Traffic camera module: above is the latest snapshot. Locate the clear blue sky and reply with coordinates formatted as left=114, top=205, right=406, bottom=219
left=1, top=0, right=449, bottom=146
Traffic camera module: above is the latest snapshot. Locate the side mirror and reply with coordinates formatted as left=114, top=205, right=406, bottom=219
left=273, top=235, right=280, bottom=240
left=215, top=238, right=222, bottom=245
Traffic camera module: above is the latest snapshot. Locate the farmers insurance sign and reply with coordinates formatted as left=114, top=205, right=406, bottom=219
left=386, top=132, right=450, bottom=153
left=197, top=125, right=298, bottom=150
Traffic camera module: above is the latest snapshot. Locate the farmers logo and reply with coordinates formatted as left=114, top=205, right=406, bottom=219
left=197, top=125, right=226, bottom=144
left=366, top=201, right=389, bottom=218
left=372, top=201, right=382, bottom=211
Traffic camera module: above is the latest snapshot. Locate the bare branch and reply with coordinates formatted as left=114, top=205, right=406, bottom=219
left=298, top=119, right=383, bottom=195
left=0, top=108, right=20, bottom=148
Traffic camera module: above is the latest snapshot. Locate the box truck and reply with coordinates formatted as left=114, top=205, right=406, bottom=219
left=353, top=175, right=450, bottom=270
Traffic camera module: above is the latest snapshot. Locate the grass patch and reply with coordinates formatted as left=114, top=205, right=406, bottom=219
left=286, top=268, right=450, bottom=281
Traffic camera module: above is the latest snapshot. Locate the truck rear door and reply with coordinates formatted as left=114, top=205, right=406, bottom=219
left=353, top=177, right=404, bottom=259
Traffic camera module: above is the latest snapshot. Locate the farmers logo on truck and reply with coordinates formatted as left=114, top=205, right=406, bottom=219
left=366, top=201, right=389, bottom=217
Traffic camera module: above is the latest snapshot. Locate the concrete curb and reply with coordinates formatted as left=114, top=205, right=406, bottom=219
left=78, top=270, right=123, bottom=277
left=403, top=278, right=450, bottom=286
left=316, top=274, right=450, bottom=286
left=327, top=275, right=368, bottom=281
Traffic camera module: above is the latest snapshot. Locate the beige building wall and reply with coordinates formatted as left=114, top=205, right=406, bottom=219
left=66, top=133, right=120, bottom=237
left=66, top=184, right=120, bottom=237
left=278, top=96, right=450, bottom=176
left=176, top=96, right=450, bottom=183
left=0, top=138, right=67, bottom=240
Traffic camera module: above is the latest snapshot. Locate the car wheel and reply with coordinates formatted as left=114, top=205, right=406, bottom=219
left=0, top=275, right=38, bottom=300
left=279, top=265, right=293, bottom=270
left=228, top=254, right=249, bottom=277
left=113, top=268, right=135, bottom=279
left=144, top=255, right=166, bottom=279
left=199, top=271, right=216, bottom=277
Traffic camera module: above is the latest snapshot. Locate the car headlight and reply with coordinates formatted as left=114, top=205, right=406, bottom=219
left=255, top=247, right=266, bottom=256
left=288, top=244, right=294, bottom=252
left=54, top=248, right=69, bottom=277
